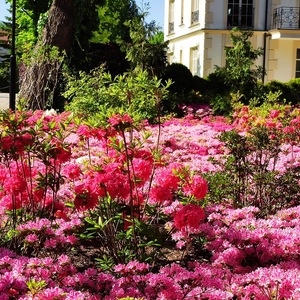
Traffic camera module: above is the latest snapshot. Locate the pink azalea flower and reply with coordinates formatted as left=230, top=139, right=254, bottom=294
left=25, top=234, right=39, bottom=244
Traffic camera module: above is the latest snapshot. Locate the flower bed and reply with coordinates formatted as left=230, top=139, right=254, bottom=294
left=0, top=108, right=300, bottom=299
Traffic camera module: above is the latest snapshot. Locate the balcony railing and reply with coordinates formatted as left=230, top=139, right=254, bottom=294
left=273, top=7, right=300, bottom=29
left=191, top=10, right=199, bottom=25
left=168, top=22, right=174, bottom=34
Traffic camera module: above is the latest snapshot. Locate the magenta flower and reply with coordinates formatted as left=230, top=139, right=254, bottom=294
left=25, top=234, right=39, bottom=244
left=174, top=204, right=205, bottom=230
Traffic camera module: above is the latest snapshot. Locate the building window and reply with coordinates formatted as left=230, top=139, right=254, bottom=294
left=191, top=0, right=199, bottom=25
left=169, top=0, right=175, bottom=34
left=227, top=0, right=253, bottom=28
left=190, top=47, right=200, bottom=76
left=296, top=49, right=300, bottom=78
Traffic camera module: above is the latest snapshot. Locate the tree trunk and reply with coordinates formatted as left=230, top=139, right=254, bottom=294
left=18, top=0, right=75, bottom=110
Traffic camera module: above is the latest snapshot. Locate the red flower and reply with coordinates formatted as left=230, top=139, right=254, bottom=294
left=74, top=183, right=98, bottom=211
left=0, top=135, right=14, bottom=151
left=49, top=141, right=72, bottom=163
left=77, top=125, right=93, bottom=138
left=108, top=113, right=133, bottom=130
left=149, top=185, right=173, bottom=204
left=155, top=168, right=181, bottom=190
left=134, top=149, right=154, bottom=162
left=174, top=204, right=205, bottom=230
left=101, top=163, right=130, bottom=200
left=3, top=175, right=27, bottom=195
left=54, top=210, right=68, bottom=220
left=182, top=175, right=208, bottom=200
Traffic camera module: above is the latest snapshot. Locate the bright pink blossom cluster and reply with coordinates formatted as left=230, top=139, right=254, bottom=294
left=0, top=109, right=300, bottom=298
left=2, top=217, right=300, bottom=300
left=16, top=218, right=81, bottom=254
left=200, top=204, right=300, bottom=272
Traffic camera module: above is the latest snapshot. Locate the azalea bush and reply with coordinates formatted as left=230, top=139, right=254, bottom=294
left=206, top=104, right=300, bottom=215
left=0, top=107, right=300, bottom=299
left=0, top=109, right=208, bottom=266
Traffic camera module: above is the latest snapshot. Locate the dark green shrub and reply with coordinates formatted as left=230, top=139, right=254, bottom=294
left=263, top=80, right=291, bottom=104
left=202, top=72, right=233, bottom=115
left=163, top=63, right=193, bottom=95
left=286, top=78, right=300, bottom=104
left=206, top=71, right=231, bottom=95
left=192, top=75, right=211, bottom=95
left=262, top=79, right=300, bottom=105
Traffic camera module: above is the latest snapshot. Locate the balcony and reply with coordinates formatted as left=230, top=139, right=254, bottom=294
left=273, top=7, right=300, bottom=29
left=191, top=10, right=199, bottom=25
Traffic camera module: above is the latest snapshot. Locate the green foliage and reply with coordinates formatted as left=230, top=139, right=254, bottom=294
left=6, top=0, right=51, bottom=54
left=262, top=79, right=300, bottom=105
left=205, top=126, right=300, bottom=216
left=286, top=78, right=300, bottom=103
left=64, top=67, right=170, bottom=123
left=120, top=13, right=169, bottom=78
left=6, top=0, right=104, bottom=70
left=11, top=0, right=168, bottom=107
left=62, top=0, right=104, bottom=72
left=80, top=204, right=166, bottom=266
left=91, top=0, right=138, bottom=44
left=0, top=20, right=14, bottom=93
left=210, top=94, right=234, bottom=116
left=191, top=75, right=210, bottom=96
left=26, top=279, right=48, bottom=296
left=223, top=28, right=264, bottom=86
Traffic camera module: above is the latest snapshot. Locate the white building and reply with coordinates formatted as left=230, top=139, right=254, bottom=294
left=164, top=0, right=300, bottom=82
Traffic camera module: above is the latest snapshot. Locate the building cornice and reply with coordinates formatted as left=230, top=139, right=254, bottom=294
left=269, top=29, right=300, bottom=40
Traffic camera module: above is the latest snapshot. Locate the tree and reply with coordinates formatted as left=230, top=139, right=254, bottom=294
left=16, top=0, right=103, bottom=110
left=207, top=28, right=264, bottom=115
left=120, top=14, right=169, bottom=78
left=11, top=0, right=167, bottom=110
left=18, top=0, right=75, bottom=110
left=213, top=28, right=264, bottom=99
left=5, top=0, right=51, bottom=56
left=91, top=0, right=138, bottom=44
left=74, top=0, right=140, bottom=75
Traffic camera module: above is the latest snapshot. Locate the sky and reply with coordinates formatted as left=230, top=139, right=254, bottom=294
left=0, top=0, right=164, bottom=28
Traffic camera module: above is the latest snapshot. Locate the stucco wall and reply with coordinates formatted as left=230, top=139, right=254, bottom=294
left=267, top=38, right=300, bottom=82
